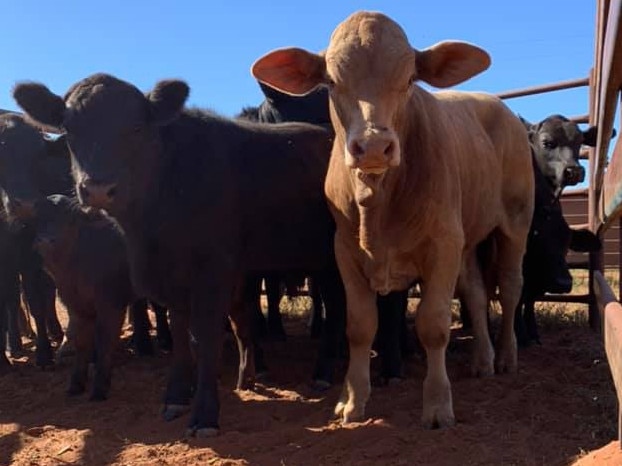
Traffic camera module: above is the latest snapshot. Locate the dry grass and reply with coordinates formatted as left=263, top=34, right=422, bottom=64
left=271, top=269, right=621, bottom=331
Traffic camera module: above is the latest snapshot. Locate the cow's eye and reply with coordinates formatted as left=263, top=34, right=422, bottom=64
left=543, top=140, right=556, bottom=149
left=408, top=74, right=417, bottom=86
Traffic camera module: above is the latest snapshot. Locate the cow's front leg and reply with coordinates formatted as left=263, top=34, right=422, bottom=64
left=417, top=239, right=462, bottom=429
left=186, top=270, right=235, bottom=438
left=333, top=238, right=377, bottom=424
left=162, top=310, right=194, bottom=422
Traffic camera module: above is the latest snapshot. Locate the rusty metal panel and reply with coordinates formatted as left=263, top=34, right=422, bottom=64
left=496, top=77, right=589, bottom=100
left=594, top=270, right=622, bottom=447
left=593, top=0, right=622, bottom=227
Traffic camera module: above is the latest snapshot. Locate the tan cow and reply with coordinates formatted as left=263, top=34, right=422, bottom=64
left=252, top=11, right=534, bottom=428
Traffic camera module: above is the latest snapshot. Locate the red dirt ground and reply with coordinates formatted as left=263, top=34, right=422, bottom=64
left=0, top=301, right=620, bottom=466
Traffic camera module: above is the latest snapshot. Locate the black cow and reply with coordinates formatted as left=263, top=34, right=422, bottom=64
left=512, top=116, right=605, bottom=345
left=0, top=112, right=72, bottom=367
left=524, top=114, right=596, bottom=196
left=0, top=113, right=171, bottom=360
left=240, top=82, right=329, bottom=126
left=13, top=73, right=343, bottom=436
left=33, top=194, right=133, bottom=399
left=236, top=84, right=331, bottom=341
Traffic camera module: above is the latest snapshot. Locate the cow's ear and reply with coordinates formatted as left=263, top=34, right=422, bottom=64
left=582, top=126, right=598, bottom=147
left=44, top=135, right=69, bottom=158
left=251, top=47, right=326, bottom=96
left=258, top=81, right=286, bottom=102
left=12, top=82, right=66, bottom=131
left=516, top=115, right=536, bottom=142
left=147, top=80, right=189, bottom=125
left=582, top=126, right=617, bottom=147
left=517, top=115, right=532, bottom=131
left=415, top=41, right=491, bottom=88
left=569, top=228, right=601, bottom=252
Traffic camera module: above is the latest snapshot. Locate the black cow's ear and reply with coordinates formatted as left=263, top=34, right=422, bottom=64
left=582, top=126, right=598, bottom=147
left=517, top=115, right=535, bottom=142
left=44, top=135, right=69, bottom=158
left=569, top=228, right=601, bottom=252
left=147, top=80, right=189, bottom=125
left=12, top=82, right=65, bottom=131
left=517, top=114, right=532, bottom=131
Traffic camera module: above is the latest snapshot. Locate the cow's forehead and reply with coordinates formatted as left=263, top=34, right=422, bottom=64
left=67, top=79, right=141, bottom=109
left=64, top=76, right=147, bottom=128
left=540, top=118, right=582, bottom=144
left=326, top=11, right=412, bottom=68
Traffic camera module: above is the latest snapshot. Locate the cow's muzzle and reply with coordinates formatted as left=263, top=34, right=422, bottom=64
left=345, top=129, right=400, bottom=174
left=78, top=178, right=117, bottom=209
left=563, top=165, right=585, bottom=187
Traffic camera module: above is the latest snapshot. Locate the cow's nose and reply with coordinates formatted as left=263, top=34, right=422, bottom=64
left=9, top=198, right=36, bottom=220
left=563, top=165, right=585, bottom=186
left=79, top=179, right=117, bottom=208
left=346, top=134, right=399, bottom=172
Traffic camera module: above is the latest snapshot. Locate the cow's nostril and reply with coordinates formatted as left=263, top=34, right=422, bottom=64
left=384, top=141, right=394, bottom=157
left=107, top=186, right=117, bottom=199
left=349, top=140, right=365, bottom=157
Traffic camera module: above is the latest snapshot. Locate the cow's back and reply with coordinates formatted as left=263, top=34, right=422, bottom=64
left=433, top=91, right=533, bottom=249
left=48, top=219, right=132, bottom=313
left=236, top=121, right=335, bottom=271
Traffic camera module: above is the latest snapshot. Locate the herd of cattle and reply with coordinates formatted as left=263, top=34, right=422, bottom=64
left=0, top=11, right=611, bottom=436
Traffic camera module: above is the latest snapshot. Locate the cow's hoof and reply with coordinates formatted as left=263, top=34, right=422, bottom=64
left=471, top=360, right=495, bottom=378
left=184, top=425, right=219, bottom=438
left=66, top=385, right=85, bottom=397
left=195, top=427, right=219, bottom=438
left=89, top=390, right=108, bottom=402
left=236, top=379, right=256, bottom=391
left=335, top=402, right=365, bottom=424
left=35, top=351, right=55, bottom=369
left=56, top=341, right=75, bottom=360
left=421, top=409, right=456, bottom=429
left=334, top=400, right=346, bottom=419
left=310, top=378, right=332, bottom=392
left=162, top=404, right=190, bottom=422
left=9, top=349, right=25, bottom=359
left=495, top=355, right=518, bottom=374
left=157, top=334, right=173, bottom=352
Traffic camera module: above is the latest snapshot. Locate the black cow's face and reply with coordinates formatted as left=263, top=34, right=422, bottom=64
left=527, top=115, right=598, bottom=196
left=0, top=114, right=70, bottom=222
left=13, top=74, right=189, bottom=216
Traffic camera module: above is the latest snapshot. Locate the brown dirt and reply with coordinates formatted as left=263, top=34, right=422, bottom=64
left=0, top=297, right=619, bottom=466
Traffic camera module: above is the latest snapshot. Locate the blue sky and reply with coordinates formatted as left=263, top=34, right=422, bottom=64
left=2, top=1, right=610, bottom=178
left=1, top=1, right=596, bottom=118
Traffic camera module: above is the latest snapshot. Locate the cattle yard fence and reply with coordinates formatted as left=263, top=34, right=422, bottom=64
left=498, top=0, right=622, bottom=448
